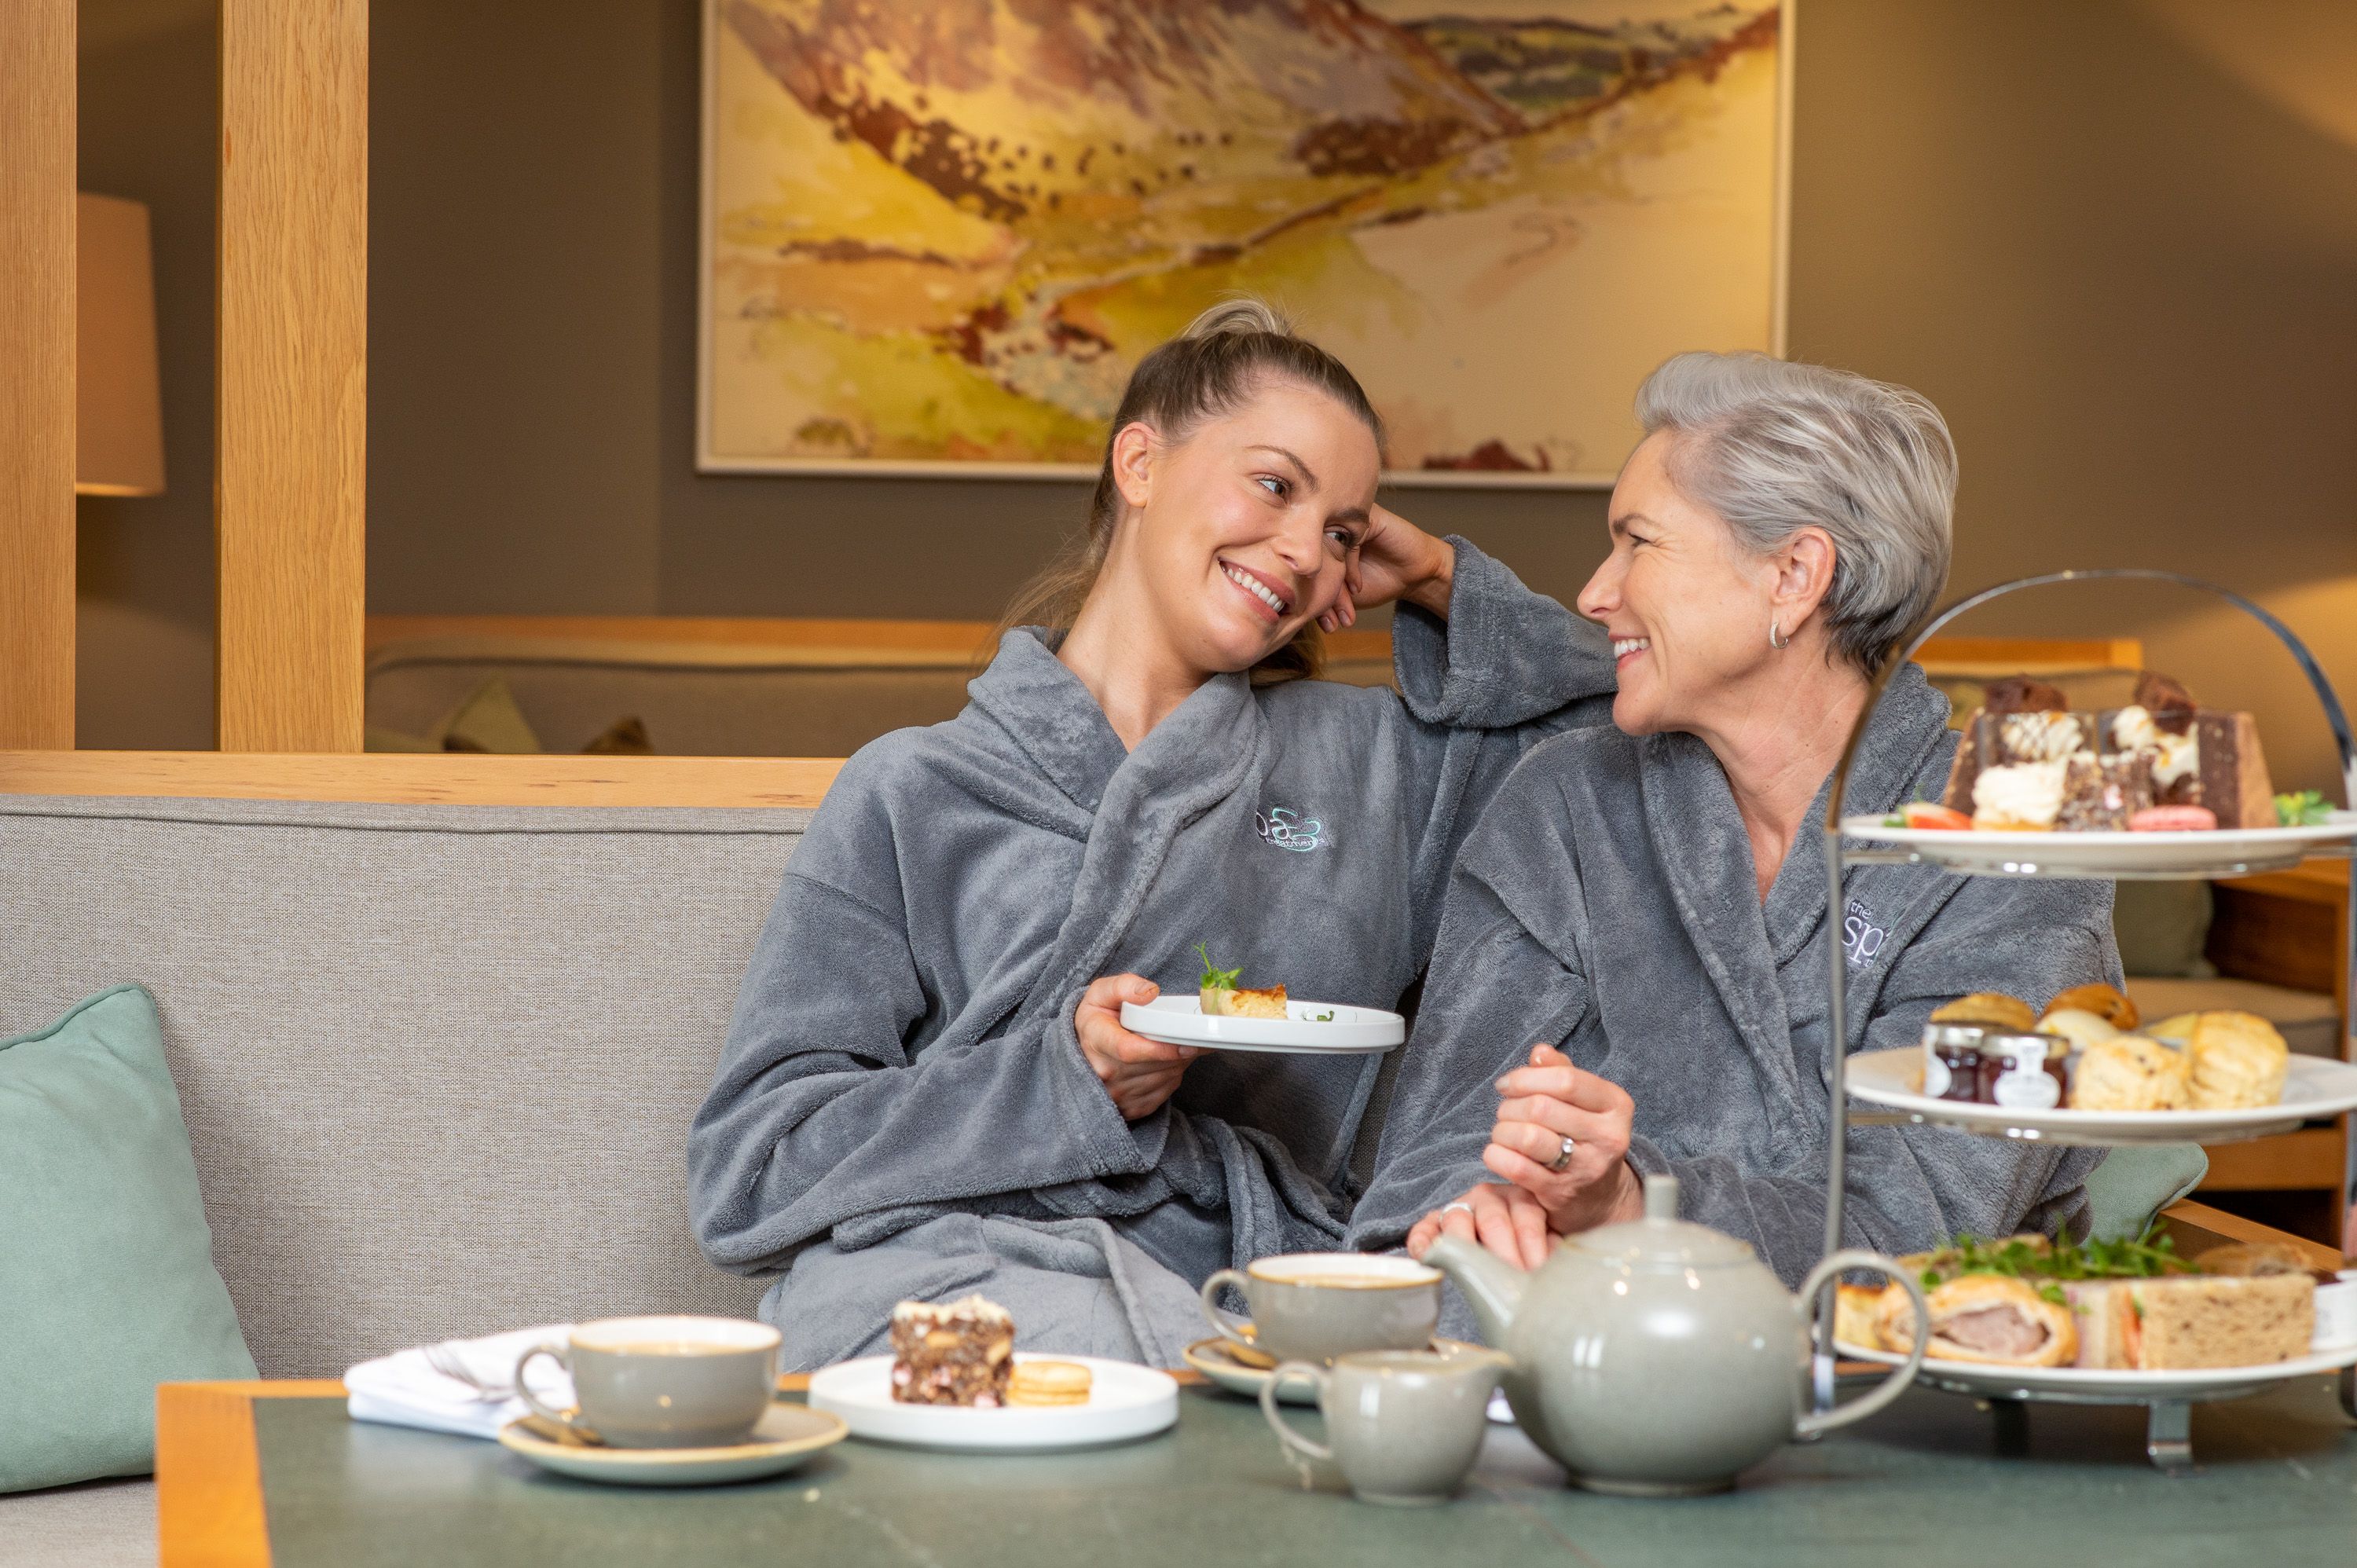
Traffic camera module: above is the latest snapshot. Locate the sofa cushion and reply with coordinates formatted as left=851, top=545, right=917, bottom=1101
left=0, top=987, right=257, bottom=1493
left=0, top=1476, right=156, bottom=1566
left=0, top=795, right=807, bottom=1379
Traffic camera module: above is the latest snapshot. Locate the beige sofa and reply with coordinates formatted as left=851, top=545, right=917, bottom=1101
left=0, top=793, right=805, bottom=1564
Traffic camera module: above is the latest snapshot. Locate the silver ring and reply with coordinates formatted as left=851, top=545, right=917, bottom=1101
left=1440, top=1201, right=1475, bottom=1218
left=1548, top=1136, right=1577, bottom=1174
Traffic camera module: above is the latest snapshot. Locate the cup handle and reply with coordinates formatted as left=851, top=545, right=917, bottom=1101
left=1791, top=1249, right=1927, bottom=1440
left=511, top=1344, right=584, bottom=1434
left=1200, top=1268, right=1258, bottom=1357
left=1258, top=1362, right=1333, bottom=1464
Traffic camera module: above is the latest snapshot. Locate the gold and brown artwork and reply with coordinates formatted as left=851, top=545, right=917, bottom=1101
left=700, top=0, right=1787, bottom=482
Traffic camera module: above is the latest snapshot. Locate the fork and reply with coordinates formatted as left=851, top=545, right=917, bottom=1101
left=422, top=1340, right=513, bottom=1398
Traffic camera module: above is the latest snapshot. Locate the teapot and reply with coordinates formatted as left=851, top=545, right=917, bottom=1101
left=1422, top=1174, right=1927, bottom=1495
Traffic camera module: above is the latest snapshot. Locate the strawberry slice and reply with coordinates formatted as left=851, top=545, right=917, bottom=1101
left=1903, top=801, right=1974, bottom=831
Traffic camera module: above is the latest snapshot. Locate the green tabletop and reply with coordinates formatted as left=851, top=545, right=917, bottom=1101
left=253, top=1380, right=2357, bottom=1566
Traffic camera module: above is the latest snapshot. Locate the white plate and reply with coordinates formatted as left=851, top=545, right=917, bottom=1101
left=808, top=1354, right=1178, bottom=1453
left=1120, top=995, right=1404, bottom=1054
left=1836, top=1339, right=2357, bottom=1404
left=496, top=1403, right=845, bottom=1487
left=1838, top=812, right=2355, bottom=878
left=1845, top=1046, right=2357, bottom=1145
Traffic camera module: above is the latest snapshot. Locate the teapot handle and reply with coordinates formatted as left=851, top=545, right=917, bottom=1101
left=1791, top=1250, right=1926, bottom=1440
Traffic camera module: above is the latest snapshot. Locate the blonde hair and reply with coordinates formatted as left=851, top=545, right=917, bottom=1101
left=997, top=299, right=1384, bottom=684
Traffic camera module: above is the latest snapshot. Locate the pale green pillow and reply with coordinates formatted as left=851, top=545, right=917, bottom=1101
left=0, top=986, right=255, bottom=1493
left=2081, top=1143, right=2209, bottom=1242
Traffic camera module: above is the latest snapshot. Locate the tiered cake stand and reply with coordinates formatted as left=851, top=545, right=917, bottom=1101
left=1809, top=570, right=2357, bottom=1474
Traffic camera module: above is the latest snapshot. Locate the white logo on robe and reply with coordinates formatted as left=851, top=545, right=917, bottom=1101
left=1843, top=897, right=1886, bottom=967
left=1256, top=807, right=1323, bottom=852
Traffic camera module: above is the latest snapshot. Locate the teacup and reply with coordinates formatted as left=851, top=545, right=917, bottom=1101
left=514, top=1316, right=780, bottom=1449
left=1261, top=1347, right=1510, bottom=1506
left=1200, top=1253, right=1442, bottom=1366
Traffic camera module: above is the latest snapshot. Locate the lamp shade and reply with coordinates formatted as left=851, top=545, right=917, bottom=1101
left=76, top=192, right=165, bottom=497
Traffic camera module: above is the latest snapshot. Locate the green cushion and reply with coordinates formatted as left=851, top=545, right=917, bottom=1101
left=2080, top=1143, right=2210, bottom=1242
left=0, top=986, right=256, bottom=1492
left=2112, top=879, right=2216, bottom=979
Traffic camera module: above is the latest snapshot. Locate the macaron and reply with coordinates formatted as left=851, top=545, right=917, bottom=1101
left=1007, top=1360, right=1093, bottom=1408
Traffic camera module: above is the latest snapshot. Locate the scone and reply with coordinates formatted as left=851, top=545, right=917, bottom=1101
left=2036, top=1008, right=2121, bottom=1054
left=1006, top=1360, right=1093, bottom=1408
left=2070, top=1035, right=2191, bottom=1112
left=1930, top=992, right=2037, bottom=1032
left=2184, top=1010, right=2289, bottom=1109
left=2043, top=983, right=2139, bottom=1031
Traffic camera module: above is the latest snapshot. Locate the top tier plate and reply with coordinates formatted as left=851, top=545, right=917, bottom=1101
left=1838, top=812, right=2356, bottom=878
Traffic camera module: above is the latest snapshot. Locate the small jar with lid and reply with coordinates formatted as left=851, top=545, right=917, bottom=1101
left=1974, top=1031, right=2069, bottom=1110
left=1920, top=1024, right=1985, bottom=1102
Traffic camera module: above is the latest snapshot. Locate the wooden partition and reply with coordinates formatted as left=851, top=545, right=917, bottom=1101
left=0, top=1, right=77, bottom=750
left=214, top=0, right=369, bottom=752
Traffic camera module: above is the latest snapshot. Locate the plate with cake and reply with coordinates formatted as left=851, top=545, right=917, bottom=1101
left=1847, top=984, right=2357, bottom=1142
left=1842, top=669, right=2355, bottom=876
left=1831, top=1231, right=2357, bottom=1402
left=808, top=1295, right=1179, bottom=1453
left=1119, top=947, right=1406, bottom=1054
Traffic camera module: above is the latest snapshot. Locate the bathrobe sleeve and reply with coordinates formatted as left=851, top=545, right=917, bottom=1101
left=1620, top=884, right=2114, bottom=1284
left=687, top=759, right=1161, bottom=1277
left=1349, top=819, right=2112, bottom=1285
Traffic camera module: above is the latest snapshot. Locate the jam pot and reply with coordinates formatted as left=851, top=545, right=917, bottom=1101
left=1920, top=1024, right=2071, bottom=1108
left=1920, top=1024, right=1985, bottom=1102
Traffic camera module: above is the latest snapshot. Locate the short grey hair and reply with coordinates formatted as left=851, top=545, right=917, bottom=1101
left=1634, top=351, right=1957, bottom=672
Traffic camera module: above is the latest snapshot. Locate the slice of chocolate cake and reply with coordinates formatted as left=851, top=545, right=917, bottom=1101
left=1941, top=670, right=2275, bottom=831
left=889, top=1295, right=1015, bottom=1407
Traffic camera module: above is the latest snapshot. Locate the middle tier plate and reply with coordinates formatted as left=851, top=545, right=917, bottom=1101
left=1121, top=996, right=1405, bottom=1054
left=1845, top=1046, right=2357, bottom=1145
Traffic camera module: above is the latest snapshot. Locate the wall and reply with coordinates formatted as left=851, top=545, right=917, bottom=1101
left=76, top=0, right=2357, bottom=789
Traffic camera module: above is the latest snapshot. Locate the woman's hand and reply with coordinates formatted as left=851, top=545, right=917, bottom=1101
left=1319, top=504, right=1455, bottom=632
left=1406, top=1180, right=1554, bottom=1271
left=1486, top=1044, right=1644, bottom=1236
left=1074, top=975, right=1200, bottom=1120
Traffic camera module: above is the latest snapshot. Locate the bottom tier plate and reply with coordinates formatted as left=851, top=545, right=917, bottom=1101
left=1835, top=1339, right=2357, bottom=1404
left=1842, top=1047, right=2357, bottom=1145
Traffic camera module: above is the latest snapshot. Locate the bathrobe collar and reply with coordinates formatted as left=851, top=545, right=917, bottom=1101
left=1635, top=664, right=1955, bottom=1113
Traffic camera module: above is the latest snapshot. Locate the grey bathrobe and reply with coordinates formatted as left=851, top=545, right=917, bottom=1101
left=690, top=541, right=1615, bottom=1369
left=1348, top=665, right=2113, bottom=1292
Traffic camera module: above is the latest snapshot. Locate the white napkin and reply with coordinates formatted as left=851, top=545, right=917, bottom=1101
left=344, top=1324, right=577, bottom=1440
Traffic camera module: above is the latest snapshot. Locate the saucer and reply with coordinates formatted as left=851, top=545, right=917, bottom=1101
left=1184, top=1337, right=1491, bottom=1405
left=496, top=1402, right=846, bottom=1487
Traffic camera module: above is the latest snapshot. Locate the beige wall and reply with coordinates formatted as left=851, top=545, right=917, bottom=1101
left=76, top=0, right=2357, bottom=791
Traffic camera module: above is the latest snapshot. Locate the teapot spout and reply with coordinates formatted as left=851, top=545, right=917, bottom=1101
left=1420, top=1233, right=1527, bottom=1348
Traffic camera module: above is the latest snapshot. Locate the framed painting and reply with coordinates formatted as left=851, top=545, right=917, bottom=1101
left=698, top=0, right=1792, bottom=485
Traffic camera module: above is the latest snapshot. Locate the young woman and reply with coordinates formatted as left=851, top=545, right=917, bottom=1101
left=690, top=301, right=1615, bottom=1368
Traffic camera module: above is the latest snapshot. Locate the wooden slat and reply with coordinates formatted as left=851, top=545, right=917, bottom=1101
left=2158, top=1198, right=2347, bottom=1272
left=2198, top=1127, right=2345, bottom=1192
left=1914, top=635, right=2144, bottom=672
left=216, top=0, right=368, bottom=752
left=0, top=1, right=77, bottom=749
left=0, top=750, right=841, bottom=808
left=367, top=614, right=999, bottom=660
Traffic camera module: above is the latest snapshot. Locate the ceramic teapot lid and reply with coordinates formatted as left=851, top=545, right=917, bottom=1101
left=1566, top=1174, right=1758, bottom=1269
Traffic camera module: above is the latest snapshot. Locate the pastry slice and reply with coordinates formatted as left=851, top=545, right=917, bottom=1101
left=1204, top=985, right=1287, bottom=1020
left=2043, top=984, right=2139, bottom=1031
left=1930, top=992, right=2037, bottom=1032
left=1877, top=1274, right=2077, bottom=1367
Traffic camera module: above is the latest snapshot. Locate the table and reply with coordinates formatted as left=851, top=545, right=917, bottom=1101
left=159, top=1372, right=2357, bottom=1566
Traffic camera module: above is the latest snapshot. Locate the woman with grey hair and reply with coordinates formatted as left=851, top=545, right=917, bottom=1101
left=1348, top=351, right=2117, bottom=1285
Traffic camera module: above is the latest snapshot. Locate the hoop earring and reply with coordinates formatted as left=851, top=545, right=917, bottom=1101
left=1769, top=616, right=1791, bottom=650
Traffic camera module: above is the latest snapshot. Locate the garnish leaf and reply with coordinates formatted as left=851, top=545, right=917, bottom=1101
left=1194, top=942, right=1241, bottom=991
left=2276, top=789, right=2331, bottom=827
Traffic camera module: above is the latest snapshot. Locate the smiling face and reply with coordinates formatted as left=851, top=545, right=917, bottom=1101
left=1100, top=376, right=1381, bottom=675
left=1578, top=430, right=1780, bottom=736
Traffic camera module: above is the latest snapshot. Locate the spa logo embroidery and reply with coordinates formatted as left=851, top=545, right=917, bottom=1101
left=1256, top=807, right=1324, bottom=853
left=1842, top=897, right=1886, bottom=968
